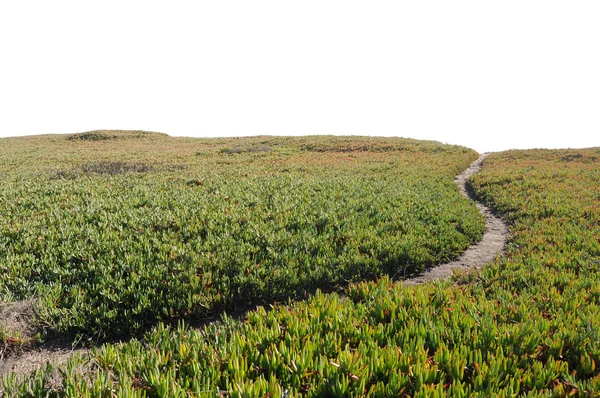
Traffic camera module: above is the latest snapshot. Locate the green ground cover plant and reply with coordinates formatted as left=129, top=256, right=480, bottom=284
left=5, top=136, right=597, bottom=396
left=0, top=132, right=482, bottom=344
left=5, top=146, right=599, bottom=397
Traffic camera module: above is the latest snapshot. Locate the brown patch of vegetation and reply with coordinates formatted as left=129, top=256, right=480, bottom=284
left=67, top=132, right=118, bottom=141
left=220, top=145, right=272, bottom=154
left=1, top=300, right=40, bottom=352
left=220, top=147, right=243, bottom=154
left=0, top=301, right=36, bottom=331
left=247, top=145, right=272, bottom=153
left=81, top=161, right=153, bottom=176
left=0, top=343, right=90, bottom=392
left=0, top=300, right=90, bottom=390
left=50, top=161, right=154, bottom=179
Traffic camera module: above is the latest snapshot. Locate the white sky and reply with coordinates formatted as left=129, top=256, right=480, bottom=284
left=0, top=1, right=598, bottom=153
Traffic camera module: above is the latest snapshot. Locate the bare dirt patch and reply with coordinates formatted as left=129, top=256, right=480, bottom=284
left=403, top=153, right=509, bottom=285
left=0, top=300, right=39, bottom=346
left=0, top=342, right=86, bottom=391
left=0, top=300, right=89, bottom=390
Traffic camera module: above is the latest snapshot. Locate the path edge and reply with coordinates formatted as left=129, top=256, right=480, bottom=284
left=403, top=153, right=509, bottom=285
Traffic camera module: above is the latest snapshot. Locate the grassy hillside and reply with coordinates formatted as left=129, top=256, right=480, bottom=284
left=4, top=135, right=598, bottom=396
left=0, top=132, right=482, bottom=344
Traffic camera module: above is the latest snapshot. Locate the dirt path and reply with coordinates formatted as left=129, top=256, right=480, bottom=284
left=0, top=340, right=82, bottom=389
left=403, top=153, right=509, bottom=285
left=0, top=300, right=88, bottom=390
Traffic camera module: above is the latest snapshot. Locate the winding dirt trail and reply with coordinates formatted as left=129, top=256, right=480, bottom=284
left=403, top=153, right=509, bottom=285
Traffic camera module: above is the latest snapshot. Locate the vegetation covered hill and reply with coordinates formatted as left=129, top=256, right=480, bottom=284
left=0, top=131, right=482, bottom=343
left=2, top=133, right=598, bottom=396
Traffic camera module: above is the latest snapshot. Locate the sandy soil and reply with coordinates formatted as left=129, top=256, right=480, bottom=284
left=403, top=153, right=509, bottom=285
left=0, top=299, right=89, bottom=390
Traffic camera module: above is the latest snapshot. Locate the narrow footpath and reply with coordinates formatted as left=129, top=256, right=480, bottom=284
left=404, top=153, right=509, bottom=285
